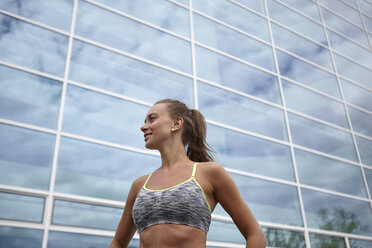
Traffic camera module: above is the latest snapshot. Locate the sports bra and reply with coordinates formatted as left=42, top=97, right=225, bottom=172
left=132, top=163, right=212, bottom=234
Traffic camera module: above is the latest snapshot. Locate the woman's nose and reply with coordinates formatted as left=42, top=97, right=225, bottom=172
left=140, top=123, right=147, bottom=132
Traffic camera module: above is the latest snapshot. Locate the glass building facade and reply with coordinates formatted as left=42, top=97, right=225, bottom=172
left=0, top=0, right=372, bottom=247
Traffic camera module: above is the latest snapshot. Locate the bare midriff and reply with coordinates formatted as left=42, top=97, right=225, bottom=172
left=139, top=224, right=207, bottom=248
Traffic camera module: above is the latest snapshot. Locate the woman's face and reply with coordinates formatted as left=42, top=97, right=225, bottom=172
left=140, top=103, right=174, bottom=149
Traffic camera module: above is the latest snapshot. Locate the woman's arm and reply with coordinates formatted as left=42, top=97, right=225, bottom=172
left=210, top=163, right=266, bottom=248
left=110, top=176, right=145, bottom=248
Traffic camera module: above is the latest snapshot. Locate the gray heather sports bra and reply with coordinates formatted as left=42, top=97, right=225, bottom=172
left=132, top=163, right=212, bottom=234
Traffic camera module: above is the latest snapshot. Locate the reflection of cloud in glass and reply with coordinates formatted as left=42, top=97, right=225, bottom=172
left=207, top=221, right=245, bottom=244
left=232, top=0, right=265, bottom=15
left=341, top=79, right=372, bottom=112
left=355, top=136, right=372, bottom=166
left=363, top=168, right=372, bottom=199
left=348, top=106, right=372, bottom=137
left=278, top=0, right=320, bottom=21
left=69, top=40, right=193, bottom=106
left=0, top=65, right=62, bottom=129
left=319, top=0, right=363, bottom=27
left=0, top=14, right=68, bottom=77
left=0, top=226, right=43, bottom=248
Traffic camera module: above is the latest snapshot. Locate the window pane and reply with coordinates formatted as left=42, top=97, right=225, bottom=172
left=349, top=238, right=372, bottom=248
left=363, top=14, right=372, bottom=33
left=0, top=65, right=62, bottom=129
left=302, top=188, right=372, bottom=236
left=55, top=136, right=159, bottom=201
left=62, top=85, right=148, bottom=149
left=359, top=0, right=372, bottom=15
left=348, top=106, right=372, bottom=137
left=207, top=220, right=245, bottom=244
left=364, top=168, right=372, bottom=199
left=52, top=200, right=122, bottom=230
left=194, top=13, right=274, bottom=71
left=356, top=136, right=372, bottom=166
left=341, top=79, right=372, bottom=112
left=272, top=23, right=333, bottom=71
left=193, top=0, right=269, bottom=41
left=0, top=226, right=43, bottom=248
left=268, top=0, right=326, bottom=44
left=69, top=40, right=194, bottom=106
left=0, top=14, right=68, bottom=77
left=93, top=0, right=189, bottom=37
left=232, top=0, right=265, bottom=15
left=0, top=192, right=44, bottom=223
left=0, top=0, right=73, bottom=31
left=309, top=233, right=346, bottom=248
left=294, top=148, right=367, bottom=197
left=278, top=0, right=320, bottom=21
left=263, top=227, right=306, bottom=248
left=198, top=82, right=287, bottom=141
left=230, top=173, right=303, bottom=226
left=75, top=1, right=191, bottom=73
left=207, top=124, right=294, bottom=181
left=319, top=0, right=363, bottom=27
left=0, top=124, right=54, bottom=190
left=277, top=50, right=340, bottom=98
left=288, top=113, right=357, bottom=161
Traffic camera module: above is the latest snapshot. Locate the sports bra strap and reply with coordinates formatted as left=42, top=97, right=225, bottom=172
left=143, top=173, right=153, bottom=188
left=191, top=162, right=199, bottom=178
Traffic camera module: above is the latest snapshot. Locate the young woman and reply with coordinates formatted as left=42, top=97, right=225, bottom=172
left=110, top=99, right=265, bottom=248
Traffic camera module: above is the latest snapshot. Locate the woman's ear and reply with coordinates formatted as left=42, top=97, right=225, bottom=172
left=172, top=116, right=184, bottom=131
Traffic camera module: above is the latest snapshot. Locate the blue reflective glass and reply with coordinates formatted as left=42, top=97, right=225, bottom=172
left=207, top=221, right=245, bottom=244
left=282, top=79, right=349, bottom=128
left=327, top=29, right=372, bottom=69
left=93, top=0, right=189, bottom=37
left=193, top=0, right=270, bottom=41
left=207, top=124, right=294, bottom=181
left=0, top=226, right=43, bottom=248
left=268, top=0, right=326, bottom=44
left=277, top=50, right=340, bottom=98
left=309, top=234, right=346, bottom=248
left=0, top=192, right=44, bottom=222
left=288, top=113, right=357, bottom=162
left=278, top=0, right=320, bottom=21
left=321, top=7, right=369, bottom=47
left=319, top=0, right=363, bottom=27
left=0, top=65, right=62, bottom=129
left=62, top=85, right=148, bottom=149
left=75, top=0, right=191, bottom=73
left=359, top=0, right=372, bottom=14
left=272, top=23, right=333, bottom=71
left=294, top=148, right=367, bottom=197
left=193, top=13, right=274, bottom=71
left=0, top=0, right=73, bottom=31
left=348, top=106, right=372, bottom=137
left=0, top=123, right=54, bottom=190
left=233, top=0, right=265, bottom=15
left=195, top=46, right=281, bottom=104
left=341, top=79, right=372, bottom=112
left=349, top=238, right=372, bottom=248
left=263, top=227, right=306, bottom=248
left=0, top=14, right=68, bottom=77
left=55, top=136, right=159, bottom=201
left=363, top=14, right=372, bottom=33
left=356, top=136, right=372, bottom=166
left=69, top=40, right=194, bottom=106
left=174, top=0, right=188, bottom=5
left=52, top=200, right=122, bottom=230
left=344, top=0, right=357, bottom=7
left=198, top=82, right=287, bottom=141
left=302, top=188, right=372, bottom=236
left=230, top=173, right=303, bottom=226
left=364, top=168, right=372, bottom=199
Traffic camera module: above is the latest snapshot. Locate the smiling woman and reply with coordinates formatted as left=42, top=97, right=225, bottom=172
left=110, top=99, right=266, bottom=248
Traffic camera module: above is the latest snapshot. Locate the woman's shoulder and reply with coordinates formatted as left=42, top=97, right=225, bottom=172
left=131, top=174, right=150, bottom=191
left=197, top=161, right=227, bottom=176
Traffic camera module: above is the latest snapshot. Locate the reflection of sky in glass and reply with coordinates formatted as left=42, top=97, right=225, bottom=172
left=0, top=65, right=62, bottom=129
left=194, top=13, right=274, bottom=71
left=207, top=220, right=245, bottom=244
left=56, top=136, right=160, bottom=201
left=349, top=238, right=372, bottom=248
left=318, top=0, right=363, bottom=27
left=356, top=136, right=372, bottom=166
left=52, top=200, right=122, bottom=230
left=62, top=85, right=148, bottom=149
left=294, top=148, right=367, bottom=197
left=0, top=226, right=43, bottom=248
left=364, top=168, right=372, bottom=199
left=75, top=0, right=191, bottom=73
left=263, top=227, right=306, bottom=248
left=93, top=0, right=190, bottom=37
left=277, top=50, right=340, bottom=98
left=278, top=0, right=320, bottom=21
left=271, top=23, right=334, bottom=71
left=232, top=0, right=265, bottom=15
left=195, top=46, right=281, bottom=104
left=348, top=106, right=372, bottom=137
left=69, top=40, right=194, bottom=106
left=359, top=0, right=372, bottom=15
left=48, top=231, right=112, bottom=248
left=193, top=0, right=269, bottom=41
left=302, top=188, right=372, bottom=236
left=207, top=124, right=294, bottom=181
left=288, top=113, right=357, bottom=162
left=341, top=79, right=372, bottom=112
left=267, top=0, right=326, bottom=44
left=0, top=123, right=54, bottom=190
left=0, top=14, right=68, bottom=77
left=309, top=234, right=346, bottom=248
left=0, top=0, right=73, bottom=31
left=282, top=79, right=349, bottom=128
left=199, top=82, right=287, bottom=141
left=0, top=192, right=44, bottom=222
left=363, top=14, right=372, bottom=33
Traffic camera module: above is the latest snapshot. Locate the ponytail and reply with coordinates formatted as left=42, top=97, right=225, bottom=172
left=155, top=99, right=214, bottom=162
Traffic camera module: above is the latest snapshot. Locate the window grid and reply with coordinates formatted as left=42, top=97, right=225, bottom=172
left=356, top=0, right=372, bottom=48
